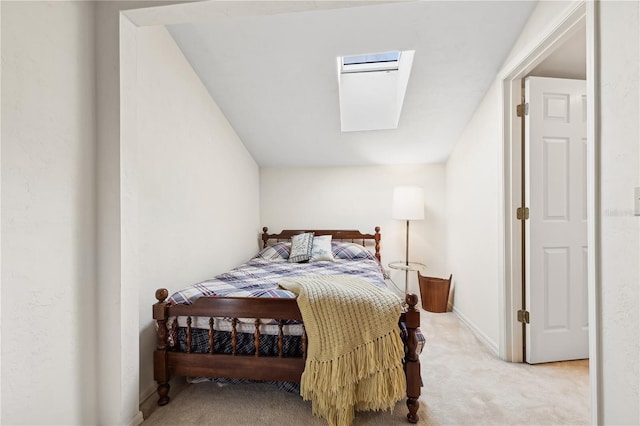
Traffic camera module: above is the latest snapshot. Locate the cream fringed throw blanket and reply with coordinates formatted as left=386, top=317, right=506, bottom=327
left=279, top=275, right=405, bottom=426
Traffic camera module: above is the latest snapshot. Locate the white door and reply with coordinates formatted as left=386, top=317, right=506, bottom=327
left=524, top=76, right=588, bottom=364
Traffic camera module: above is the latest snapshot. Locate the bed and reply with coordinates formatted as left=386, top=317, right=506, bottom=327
left=153, top=227, right=422, bottom=424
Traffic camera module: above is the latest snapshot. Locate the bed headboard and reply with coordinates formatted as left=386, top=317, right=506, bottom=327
left=261, top=227, right=381, bottom=262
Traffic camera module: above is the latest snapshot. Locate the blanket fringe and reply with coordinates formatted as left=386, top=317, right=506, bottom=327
left=279, top=274, right=405, bottom=426
left=300, top=329, right=406, bottom=426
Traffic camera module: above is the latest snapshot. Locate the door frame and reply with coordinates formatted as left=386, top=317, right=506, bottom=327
left=498, top=0, right=601, bottom=424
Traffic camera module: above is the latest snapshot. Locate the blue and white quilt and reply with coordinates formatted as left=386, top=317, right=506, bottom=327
left=168, top=242, right=387, bottom=306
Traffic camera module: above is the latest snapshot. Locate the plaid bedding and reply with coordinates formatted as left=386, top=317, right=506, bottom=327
left=166, top=255, right=388, bottom=392
left=168, top=257, right=387, bottom=306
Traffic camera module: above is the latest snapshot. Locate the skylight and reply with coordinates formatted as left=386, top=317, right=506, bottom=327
left=337, top=50, right=414, bottom=132
left=341, top=51, right=400, bottom=73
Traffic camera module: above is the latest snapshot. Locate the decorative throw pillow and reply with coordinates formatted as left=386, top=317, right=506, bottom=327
left=331, top=241, right=377, bottom=261
left=309, top=235, right=334, bottom=262
left=253, top=242, right=291, bottom=261
left=288, top=232, right=315, bottom=263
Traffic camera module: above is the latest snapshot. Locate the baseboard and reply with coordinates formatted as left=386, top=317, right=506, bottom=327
left=452, top=307, right=500, bottom=356
left=139, top=388, right=158, bottom=421
left=140, top=382, right=158, bottom=410
left=139, top=377, right=189, bottom=420
left=127, top=411, right=144, bottom=426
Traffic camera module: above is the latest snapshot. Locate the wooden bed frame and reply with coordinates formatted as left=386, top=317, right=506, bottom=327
left=153, top=227, right=421, bottom=423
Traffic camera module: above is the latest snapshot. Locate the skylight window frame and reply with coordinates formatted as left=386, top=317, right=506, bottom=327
left=337, top=49, right=415, bottom=132
left=340, top=51, right=401, bottom=74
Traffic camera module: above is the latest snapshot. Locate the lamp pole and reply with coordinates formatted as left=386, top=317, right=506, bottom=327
left=405, top=219, right=410, bottom=294
left=392, top=185, right=424, bottom=296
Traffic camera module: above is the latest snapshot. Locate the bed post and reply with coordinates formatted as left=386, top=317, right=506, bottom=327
left=404, top=293, right=421, bottom=423
left=261, top=227, right=270, bottom=249
left=154, top=288, right=171, bottom=406
left=374, top=226, right=381, bottom=262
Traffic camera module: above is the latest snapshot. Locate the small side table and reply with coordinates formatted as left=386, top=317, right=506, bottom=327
left=388, top=261, right=426, bottom=295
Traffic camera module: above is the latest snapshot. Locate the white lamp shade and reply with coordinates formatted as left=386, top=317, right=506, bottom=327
left=392, top=186, right=425, bottom=220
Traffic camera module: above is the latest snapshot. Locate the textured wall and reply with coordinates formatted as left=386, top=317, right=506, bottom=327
left=1, top=2, right=97, bottom=424
left=598, top=1, right=640, bottom=423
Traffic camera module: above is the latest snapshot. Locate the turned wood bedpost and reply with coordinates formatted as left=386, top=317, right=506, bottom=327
left=404, top=293, right=421, bottom=423
left=374, top=226, right=381, bottom=262
left=261, top=227, right=270, bottom=248
left=153, top=288, right=171, bottom=406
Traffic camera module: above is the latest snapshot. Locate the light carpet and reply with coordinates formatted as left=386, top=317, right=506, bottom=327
left=142, top=312, right=589, bottom=426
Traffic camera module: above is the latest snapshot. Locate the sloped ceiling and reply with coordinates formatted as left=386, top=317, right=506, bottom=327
left=530, top=24, right=586, bottom=80
left=167, top=1, right=537, bottom=167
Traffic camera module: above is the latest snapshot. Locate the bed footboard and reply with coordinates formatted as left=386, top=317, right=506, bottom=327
left=153, top=289, right=305, bottom=406
left=153, top=289, right=421, bottom=422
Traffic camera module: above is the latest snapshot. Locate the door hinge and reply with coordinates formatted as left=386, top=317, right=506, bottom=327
left=516, top=207, right=530, bottom=220
left=517, top=310, right=530, bottom=324
left=516, top=102, right=529, bottom=117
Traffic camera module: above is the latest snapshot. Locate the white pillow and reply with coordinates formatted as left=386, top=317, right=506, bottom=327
left=310, top=235, right=334, bottom=262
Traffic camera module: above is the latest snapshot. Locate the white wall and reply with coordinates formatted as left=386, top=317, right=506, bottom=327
left=0, top=2, right=3, bottom=420
left=445, top=81, right=503, bottom=350
left=260, top=165, right=447, bottom=297
left=598, top=1, right=639, bottom=423
left=135, top=25, right=260, bottom=402
left=1, top=2, right=97, bottom=424
left=95, top=2, right=182, bottom=424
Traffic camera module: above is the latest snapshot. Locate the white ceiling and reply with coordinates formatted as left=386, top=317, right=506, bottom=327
left=167, top=1, right=537, bottom=167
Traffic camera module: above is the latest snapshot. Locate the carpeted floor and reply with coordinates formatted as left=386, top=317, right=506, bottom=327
left=142, top=312, right=589, bottom=426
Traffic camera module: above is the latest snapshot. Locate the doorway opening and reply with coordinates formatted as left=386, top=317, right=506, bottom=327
left=499, top=0, right=600, bottom=423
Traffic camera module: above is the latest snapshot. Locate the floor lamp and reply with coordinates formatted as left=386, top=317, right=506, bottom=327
left=392, top=186, right=425, bottom=295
